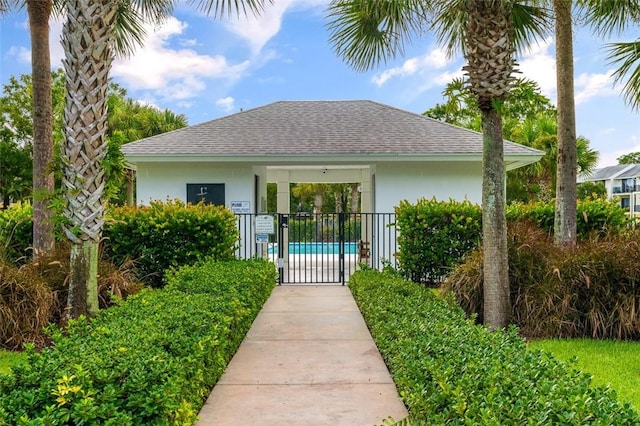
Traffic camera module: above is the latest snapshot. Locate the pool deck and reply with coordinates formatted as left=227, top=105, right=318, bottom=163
left=195, top=285, right=408, bottom=425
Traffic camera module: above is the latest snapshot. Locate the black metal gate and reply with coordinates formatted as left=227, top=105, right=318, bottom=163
left=235, top=213, right=397, bottom=285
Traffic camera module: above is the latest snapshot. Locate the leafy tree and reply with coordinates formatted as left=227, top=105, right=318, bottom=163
left=0, top=72, right=186, bottom=207
left=617, top=151, right=640, bottom=165
left=327, top=0, right=551, bottom=329
left=426, top=77, right=598, bottom=203
left=0, top=126, right=32, bottom=209
left=577, top=181, right=607, bottom=200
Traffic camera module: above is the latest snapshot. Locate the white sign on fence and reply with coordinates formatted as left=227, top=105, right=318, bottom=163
left=255, top=215, right=275, bottom=234
left=230, top=201, right=250, bottom=214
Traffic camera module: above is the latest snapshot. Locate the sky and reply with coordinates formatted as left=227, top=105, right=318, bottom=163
left=1, top=1, right=638, bottom=168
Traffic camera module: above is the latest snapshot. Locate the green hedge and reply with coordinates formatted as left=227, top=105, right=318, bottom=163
left=0, top=259, right=277, bottom=425
left=395, top=198, right=482, bottom=284
left=103, top=199, right=239, bottom=287
left=349, top=270, right=639, bottom=424
left=507, top=198, right=630, bottom=239
left=395, top=197, right=630, bottom=284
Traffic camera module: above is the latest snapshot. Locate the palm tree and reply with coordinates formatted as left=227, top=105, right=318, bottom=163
left=1, top=1, right=56, bottom=257
left=327, top=0, right=550, bottom=329
left=552, top=0, right=577, bottom=246
left=61, top=0, right=268, bottom=318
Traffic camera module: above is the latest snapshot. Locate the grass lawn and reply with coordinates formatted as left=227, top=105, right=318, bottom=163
left=529, top=339, right=640, bottom=410
left=0, top=350, right=27, bottom=375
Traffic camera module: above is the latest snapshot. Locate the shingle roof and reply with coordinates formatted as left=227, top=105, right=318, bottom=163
left=586, top=164, right=640, bottom=181
left=121, top=100, right=542, bottom=157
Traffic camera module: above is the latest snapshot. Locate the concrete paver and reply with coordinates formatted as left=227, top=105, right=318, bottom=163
left=195, top=285, right=408, bottom=426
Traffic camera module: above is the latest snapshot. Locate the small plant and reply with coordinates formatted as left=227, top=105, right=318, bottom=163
left=0, top=261, right=54, bottom=350
left=395, top=198, right=482, bottom=285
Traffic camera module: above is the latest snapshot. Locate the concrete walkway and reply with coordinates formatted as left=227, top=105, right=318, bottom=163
left=195, top=285, right=408, bottom=426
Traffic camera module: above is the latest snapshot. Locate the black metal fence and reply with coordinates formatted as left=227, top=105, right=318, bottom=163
left=235, top=213, right=397, bottom=284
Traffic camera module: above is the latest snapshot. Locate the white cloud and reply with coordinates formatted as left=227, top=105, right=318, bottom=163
left=6, top=46, right=30, bottom=63
left=372, top=48, right=451, bottom=86
left=215, top=96, right=235, bottom=112
left=599, top=138, right=640, bottom=167
left=111, top=17, right=250, bottom=101
left=224, top=0, right=326, bottom=54
left=575, top=71, right=615, bottom=104
left=517, top=38, right=557, bottom=100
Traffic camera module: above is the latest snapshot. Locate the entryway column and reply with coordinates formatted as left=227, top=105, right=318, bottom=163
left=359, top=170, right=374, bottom=265
left=276, top=170, right=290, bottom=282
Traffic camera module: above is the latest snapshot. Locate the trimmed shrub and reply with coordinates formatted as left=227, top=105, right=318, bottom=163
left=444, top=223, right=640, bottom=339
left=0, top=259, right=276, bottom=424
left=349, top=269, right=640, bottom=424
left=507, top=197, right=630, bottom=239
left=395, top=198, right=482, bottom=285
left=395, top=197, right=629, bottom=285
left=103, top=199, right=239, bottom=287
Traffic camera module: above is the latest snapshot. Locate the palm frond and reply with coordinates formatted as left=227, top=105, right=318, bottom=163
left=0, top=0, right=22, bottom=14
left=326, top=0, right=431, bottom=72
left=189, top=0, right=270, bottom=19
left=578, top=0, right=640, bottom=36
left=606, top=40, right=640, bottom=111
left=113, top=0, right=175, bottom=57
left=511, top=2, right=553, bottom=54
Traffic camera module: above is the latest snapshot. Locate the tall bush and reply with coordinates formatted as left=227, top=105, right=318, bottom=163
left=444, top=223, right=640, bottom=339
left=395, top=198, right=482, bottom=284
left=103, top=199, right=239, bottom=287
left=0, top=261, right=54, bottom=350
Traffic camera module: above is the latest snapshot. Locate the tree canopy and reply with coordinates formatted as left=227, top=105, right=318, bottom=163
left=0, top=70, right=188, bottom=206
left=424, top=77, right=598, bottom=203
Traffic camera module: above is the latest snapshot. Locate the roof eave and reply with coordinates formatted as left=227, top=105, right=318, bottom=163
left=123, top=152, right=542, bottom=166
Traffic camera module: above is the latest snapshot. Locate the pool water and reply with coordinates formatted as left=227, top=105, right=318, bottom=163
left=268, top=242, right=358, bottom=255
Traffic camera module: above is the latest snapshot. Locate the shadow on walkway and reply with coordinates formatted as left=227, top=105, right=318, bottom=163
left=195, top=285, right=408, bottom=426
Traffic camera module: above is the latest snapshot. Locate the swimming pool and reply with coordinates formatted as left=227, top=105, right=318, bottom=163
left=268, top=242, right=358, bottom=255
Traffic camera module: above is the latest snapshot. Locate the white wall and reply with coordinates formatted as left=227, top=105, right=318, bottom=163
left=374, top=162, right=482, bottom=212
left=136, top=162, right=256, bottom=210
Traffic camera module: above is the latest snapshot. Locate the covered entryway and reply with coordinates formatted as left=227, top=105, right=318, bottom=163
left=122, top=100, right=543, bottom=285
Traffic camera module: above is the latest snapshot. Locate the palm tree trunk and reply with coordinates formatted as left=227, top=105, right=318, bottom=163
left=26, top=0, right=55, bottom=258
left=553, top=0, right=577, bottom=246
left=62, top=0, right=116, bottom=318
left=481, top=108, right=510, bottom=329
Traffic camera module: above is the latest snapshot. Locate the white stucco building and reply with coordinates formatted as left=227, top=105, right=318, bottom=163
left=580, top=164, right=640, bottom=216
left=121, top=100, right=542, bottom=213
left=121, top=100, right=542, bottom=283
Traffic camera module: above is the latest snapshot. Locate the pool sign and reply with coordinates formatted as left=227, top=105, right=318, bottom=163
left=255, top=215, right=275, bottom=234
left=230, top=201, right=250, bottom=214
left=256, top=233, right=268, bottom=244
